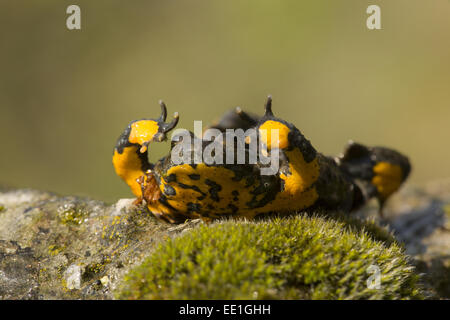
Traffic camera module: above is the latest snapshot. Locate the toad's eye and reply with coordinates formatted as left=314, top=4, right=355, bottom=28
left=258, top=96, right=291, bottom=150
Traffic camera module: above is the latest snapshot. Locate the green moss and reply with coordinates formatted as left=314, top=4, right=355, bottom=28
left=0, top=204, right=5, bottom=213
left=116, top=214, right=423, bottom=300
left=258, top=210, right=397, bottom=247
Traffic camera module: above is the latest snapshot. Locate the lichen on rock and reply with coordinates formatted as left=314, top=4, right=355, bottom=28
left=0, top=188, right=177, bottom=299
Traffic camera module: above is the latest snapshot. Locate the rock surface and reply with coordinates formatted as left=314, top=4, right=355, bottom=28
left=356, top=179, right=450, bottom=298
left=0, top=187, right=200, bottom=299
left=0, top=181, right=449, bottom=299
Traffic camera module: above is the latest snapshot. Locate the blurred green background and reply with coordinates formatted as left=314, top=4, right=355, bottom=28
left=0, top=0, right=449, bottom=203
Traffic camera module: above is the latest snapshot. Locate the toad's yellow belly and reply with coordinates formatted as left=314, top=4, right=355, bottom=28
left=147, top=148, right=320, bottom=221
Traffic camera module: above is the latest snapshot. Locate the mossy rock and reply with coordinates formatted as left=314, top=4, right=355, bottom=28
left=116, top=214, right=423, bottom=300
left=3, top=187, right=444, bottom=299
